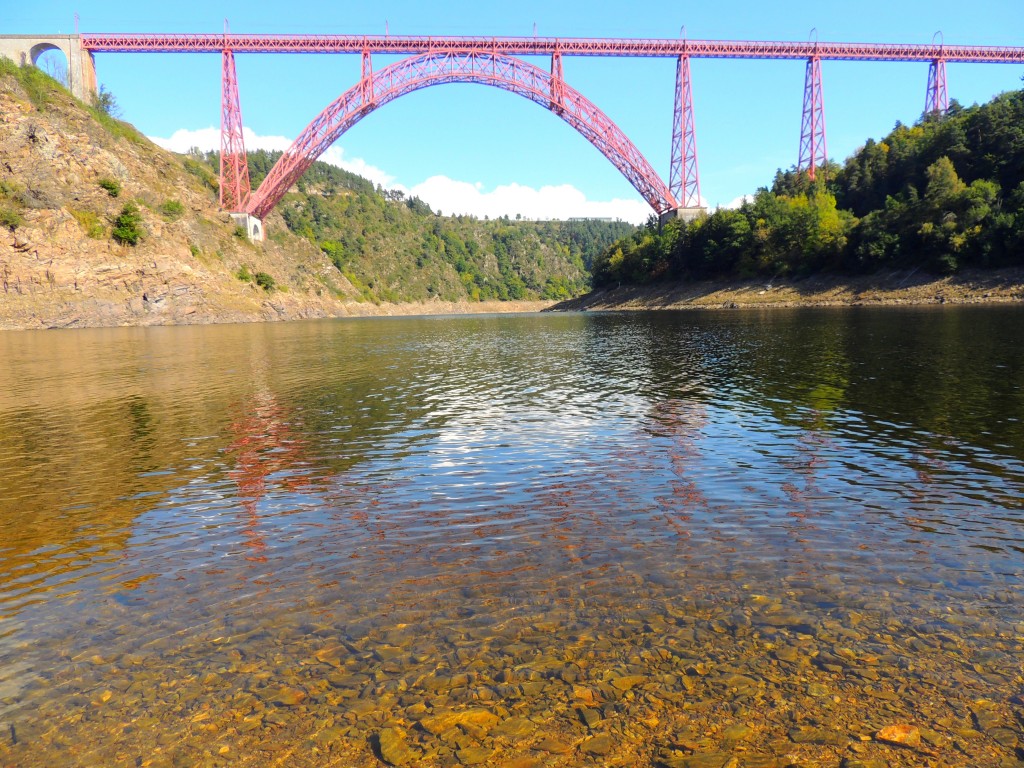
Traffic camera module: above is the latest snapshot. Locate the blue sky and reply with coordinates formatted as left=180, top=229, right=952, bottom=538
left=9, top=1, right=1024, bottom=222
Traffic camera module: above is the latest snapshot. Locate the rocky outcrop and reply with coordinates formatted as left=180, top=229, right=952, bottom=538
left=0, top=72, right=394, bottom=329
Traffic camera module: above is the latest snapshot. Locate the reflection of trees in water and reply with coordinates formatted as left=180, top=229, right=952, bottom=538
left=0, top=392, right=231, bottom=617
left=628, top=309, right=1024, bottom=565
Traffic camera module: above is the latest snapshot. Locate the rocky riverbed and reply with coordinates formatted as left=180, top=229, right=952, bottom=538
left=2, top=564, right=1021, bottom=768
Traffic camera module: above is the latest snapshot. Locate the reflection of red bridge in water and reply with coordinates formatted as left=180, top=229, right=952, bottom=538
left=77, top=31, right=1024, bottom=234
left=226, top=395, right=314, bottom=562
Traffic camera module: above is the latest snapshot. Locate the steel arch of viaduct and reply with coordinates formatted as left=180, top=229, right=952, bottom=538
left=246, top=50, right=678, bottom=221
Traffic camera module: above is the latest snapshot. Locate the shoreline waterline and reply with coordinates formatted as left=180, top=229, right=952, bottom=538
left=551, top=266, right=1024, bottom=313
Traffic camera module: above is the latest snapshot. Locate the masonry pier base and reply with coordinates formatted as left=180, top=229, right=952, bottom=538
left=229, top=213, right=264, bottom=242
left=659, top=207, right=706, bottom=227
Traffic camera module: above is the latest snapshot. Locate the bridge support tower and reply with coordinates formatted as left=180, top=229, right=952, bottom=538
left=0, top=35, right=97, bottom=101
left=797, top=55, right=828, bottom=180
left=925, top=58, right=948, bottom=115
left=220, top=46, right=252, bottom=212
left=670, top=54, right=703, bottom=213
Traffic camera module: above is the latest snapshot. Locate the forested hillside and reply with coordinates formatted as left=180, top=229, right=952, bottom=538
left=593, top=88, right=1024, bottom=287
left=194, top=150, right=635, bottom=302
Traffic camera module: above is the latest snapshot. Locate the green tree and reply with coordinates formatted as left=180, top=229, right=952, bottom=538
left=112, top=202, right=144, bottom=246
left=92, top=85, right=121, bottom=118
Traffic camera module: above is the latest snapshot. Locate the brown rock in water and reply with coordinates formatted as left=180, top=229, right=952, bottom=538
left=610, top=674, right=647, bottom=690
left=270, top=686, right=306, bottom=707
left=841, top=759, right=889, bottom=768
left=456, top=746, right=495, bottom=764
left=314, top=644, right=347, bottom=667
left=533, top=736, right=573, bottom=754
left=875, top=723, right=921, bottom=748
left=580, top=733, right=612, bottom=755
left=495, top=758, right=542, bottom=768
left=660, top=754, right=735, bottom=768
left=492, top=716, right=535, bottom=738
left=578, top=707, right=602, bottom=728
left=420, top=707, right=499, bottom=736
left=720, top=723, right=753, bottom=742
left=378, top=727, right=418, bottom=766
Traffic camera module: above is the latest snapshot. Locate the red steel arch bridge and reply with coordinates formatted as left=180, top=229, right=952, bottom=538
left=75, top=31, right=1024, bottom=237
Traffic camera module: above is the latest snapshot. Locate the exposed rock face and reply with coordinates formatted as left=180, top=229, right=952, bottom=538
left=0, top=73, right=389, bottom=330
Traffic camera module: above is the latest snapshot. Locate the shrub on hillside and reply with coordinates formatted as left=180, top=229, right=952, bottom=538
left=69, top=208, right=104, bottom=238
left=159, top=199, right=185, bottom=219
left=98, top=177, right=121, bottom=197
left=112, top=202, right=144, bottom=246
left=0, top=205, right=24, bottom=231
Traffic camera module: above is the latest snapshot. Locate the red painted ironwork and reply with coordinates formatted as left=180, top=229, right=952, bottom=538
left=797, top=56, right=827, bottom=181
left=74, top=31, right=1024, bottom=221
left=361, top=48, right=374, bottom=107
left=245, top=51, right=678, bottom=221
left=925, top=58, right=948, bottom=115
left=80, top=33, right=1024, bottom=63
left=669, top=55, right=701, bottom=209
left=220, top=48, right=251, bottom=211
left=550, top=49, right=565, bottom=111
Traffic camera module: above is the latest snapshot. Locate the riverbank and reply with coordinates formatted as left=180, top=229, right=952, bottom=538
left=550, top=267, right=1024, bottom=312
left=332, top=299, right=556, bottom=318
left=0, top=289, right=556, bottom=331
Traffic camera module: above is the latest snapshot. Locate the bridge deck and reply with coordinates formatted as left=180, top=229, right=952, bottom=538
left=79, top=34, right=1024, bottom=64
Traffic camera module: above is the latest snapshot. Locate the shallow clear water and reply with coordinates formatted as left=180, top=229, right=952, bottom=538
left=0, top=308, right=1022, bottom=767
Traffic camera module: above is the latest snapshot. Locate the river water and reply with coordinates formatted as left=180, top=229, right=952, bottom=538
left=0, top=308, right=1022, bottom=768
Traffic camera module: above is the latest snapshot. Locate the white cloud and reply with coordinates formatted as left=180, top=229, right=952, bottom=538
left=149, top=127, right=397, bottom=190
left=721, top=194, right=755, bottom=210
left=149, top=127, right=651, bottom=223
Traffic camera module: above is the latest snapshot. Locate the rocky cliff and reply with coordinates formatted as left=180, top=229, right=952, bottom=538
left=0, top=67, right=518, bottom=330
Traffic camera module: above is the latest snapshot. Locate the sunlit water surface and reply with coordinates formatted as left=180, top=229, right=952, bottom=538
left=0, top=309, right=1022, bottom=767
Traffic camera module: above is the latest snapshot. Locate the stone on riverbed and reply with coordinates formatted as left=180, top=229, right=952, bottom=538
left=659, top=753, right=736, bottom=768
left=875, top=723, right=921, bottom=748
left=456, top=745, right=495, bottom=764
left=580, top=733, right=612, bottom=755
left=378, top=727, right=420, bottom=766
left=270, top=687, right=306, bottom=706
left=420, top=708, right=499, bottom=736
left=532, top=736, right=573, bottom=753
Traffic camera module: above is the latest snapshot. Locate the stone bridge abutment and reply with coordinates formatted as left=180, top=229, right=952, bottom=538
left=0, top=35, right=97, bottom=102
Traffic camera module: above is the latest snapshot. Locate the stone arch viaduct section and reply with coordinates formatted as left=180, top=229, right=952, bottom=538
left=0, top=35, right=97, bottom=101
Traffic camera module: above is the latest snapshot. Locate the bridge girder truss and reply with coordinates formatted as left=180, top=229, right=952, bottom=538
left=246, top=50, right=678, bottom=221
left=80, top=34, right=1024, bottom=64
